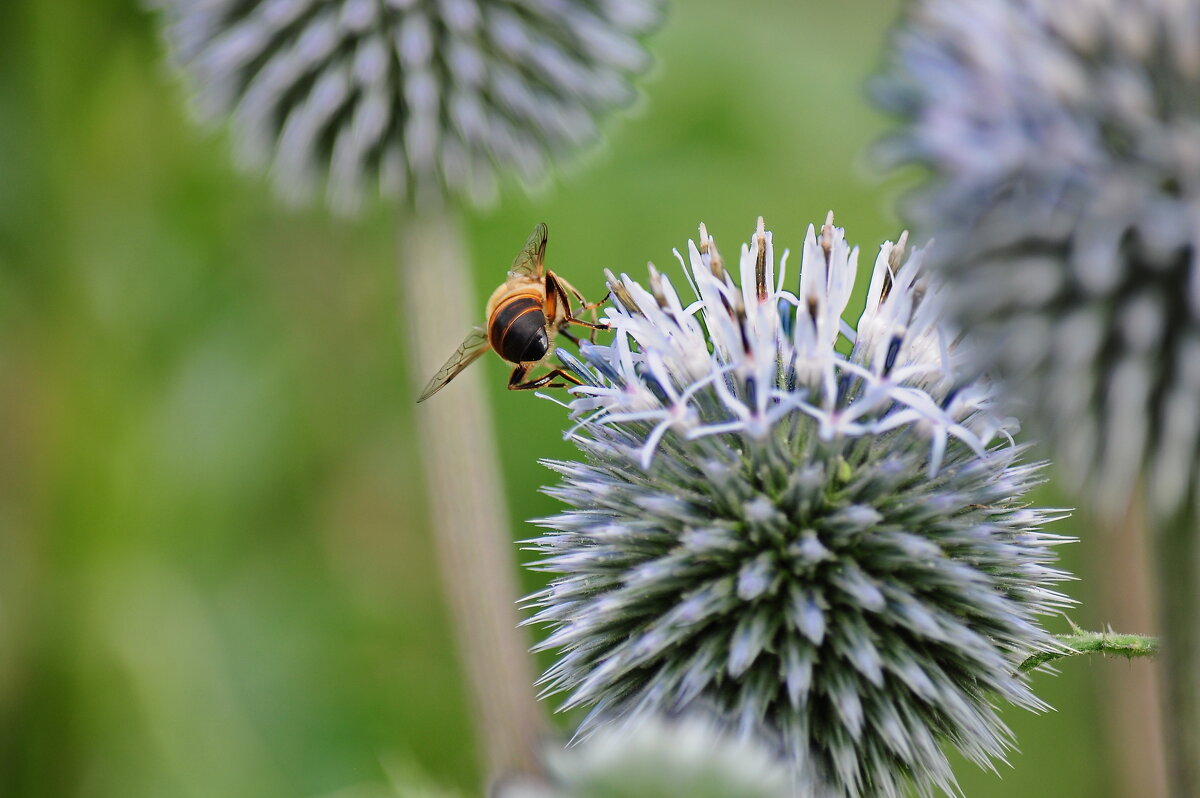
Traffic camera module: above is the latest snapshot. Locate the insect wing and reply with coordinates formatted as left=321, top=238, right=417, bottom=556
left=417, top=326, right=490, bottom=402
left=508, top=222, right=548, bottom=279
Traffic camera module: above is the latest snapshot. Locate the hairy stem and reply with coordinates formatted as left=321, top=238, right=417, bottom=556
left=1154, top=504, right=1200, bottom=798
left=1088, top=498, right=1166, bottom=798
left=1019, top=631, right=1160, bottom=673
left=399, top=210, right=545, bottom=781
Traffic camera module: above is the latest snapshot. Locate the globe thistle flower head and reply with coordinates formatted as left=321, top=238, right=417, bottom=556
left=158, top=0, right=662, bottom=213
left=497, top=714, right=794, bottom=798
left=875, top=0, right=1200, bottom=517
left=526, top=216, right=1074, bottom=798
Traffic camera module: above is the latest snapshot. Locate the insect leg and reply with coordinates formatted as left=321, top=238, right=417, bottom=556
left=543, top=272, right=560, bottom=321
left=545, top=272, right=574, bottom=323
left=558, top=277, right=608, bottom=315
left=508, top=364, right=529, bottom=387
left=556, top=275, right=590, bottom=307
left=576, top=290, right=611, bottom=313
left=567, top=316, right=610, bottom=345
left=567, top=318, right=609, bottom=330
left=552, top=274, right=610, bottom=342
left=508, top=366, right=584, bottom=391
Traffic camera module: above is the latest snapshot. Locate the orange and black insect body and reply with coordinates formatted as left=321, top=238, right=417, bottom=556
left=417, top=223, right=610, bottom=402
left=489, top=293, right=550, bottom=364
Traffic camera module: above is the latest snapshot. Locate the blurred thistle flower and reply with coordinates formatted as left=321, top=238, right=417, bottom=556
left=158, top=0, right=662, bottom=212
left=497, top=714, right=793, bottom=798
left=526, top=216, right=1074, bottom=798
left=874, top=0, right=1200, bottom=517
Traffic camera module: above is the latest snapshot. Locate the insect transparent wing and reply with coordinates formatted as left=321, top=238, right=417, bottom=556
left=508, top=222, right=548, bottom=279
left=417, top=326, right=491, bottom=402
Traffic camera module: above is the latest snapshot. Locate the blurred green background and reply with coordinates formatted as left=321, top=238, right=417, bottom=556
left=0, top=1, right=1157, bottom=796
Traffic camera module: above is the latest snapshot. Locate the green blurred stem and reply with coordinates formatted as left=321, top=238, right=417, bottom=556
left=1154, top=505, right=1200, bottom=798
left=1018, top=631, right=1159, bottom=673
left=398, top=209, right=545, bottom=782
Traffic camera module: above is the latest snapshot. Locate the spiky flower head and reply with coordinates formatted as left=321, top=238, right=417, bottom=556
left=526, top=216, right=1073, bottom=798
left=497, top=714, right=793, bottom=798
left=875, top=0, right=1200, bottom=517
left=158, top=0, right=662, bottom=212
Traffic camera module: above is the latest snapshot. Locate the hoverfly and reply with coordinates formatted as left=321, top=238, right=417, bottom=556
left=417, top=223, right=609, bottom=402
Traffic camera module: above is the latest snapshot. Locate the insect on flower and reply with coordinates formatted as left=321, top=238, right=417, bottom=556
left=418, top=224, right=610, bottom=402
left=527, top=216, right=1075, bottom=798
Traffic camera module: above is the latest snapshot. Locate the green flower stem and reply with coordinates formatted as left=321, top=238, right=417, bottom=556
left=1019, top=631, right=1160, bottom=673
left=400, top=210, right=545, bottom=780
left=1155, top=504, right=1200, bottom=798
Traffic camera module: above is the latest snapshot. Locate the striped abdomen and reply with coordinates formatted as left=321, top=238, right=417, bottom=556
left=489, top=293, right=550, bottom=364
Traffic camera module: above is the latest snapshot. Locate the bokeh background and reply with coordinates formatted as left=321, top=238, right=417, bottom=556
left=0, top=1, right=1159, bottom=796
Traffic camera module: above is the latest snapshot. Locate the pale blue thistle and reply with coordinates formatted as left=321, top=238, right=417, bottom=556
left=525, top=216, right=1074, bottom=798
left=874, top=0, right=1200, bottom=518
left=158, top=0, right=662, bottom=212
left=497, top=714, right=793, bottom=798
